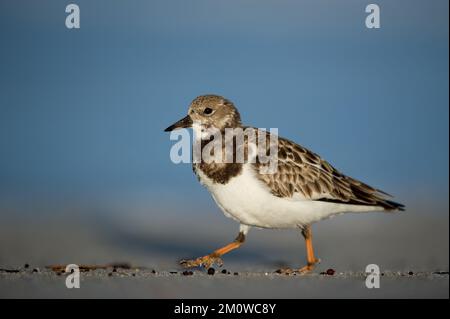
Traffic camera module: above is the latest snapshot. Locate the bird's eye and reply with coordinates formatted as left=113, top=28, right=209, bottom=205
left=203, top=107, right=213, bottom=115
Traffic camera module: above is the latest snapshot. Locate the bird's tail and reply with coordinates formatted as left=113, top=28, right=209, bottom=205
left=381, top=199, right=405, bottom=212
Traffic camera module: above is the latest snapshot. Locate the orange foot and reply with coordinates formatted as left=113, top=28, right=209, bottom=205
left=180, top=254, right=224, bottom=268
left=275, top=258, right=321, bottom=275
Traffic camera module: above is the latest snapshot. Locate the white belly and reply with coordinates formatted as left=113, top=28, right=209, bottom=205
left=196, top=164, right=382, bottom=229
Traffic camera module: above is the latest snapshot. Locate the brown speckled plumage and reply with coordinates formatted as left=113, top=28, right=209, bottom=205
left=193, top=132, right=244, bottom=184
left=255, top=135, right=404, bottom=211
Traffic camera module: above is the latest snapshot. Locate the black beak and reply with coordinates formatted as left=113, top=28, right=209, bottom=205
left=164, top=115, right=193, bottom=132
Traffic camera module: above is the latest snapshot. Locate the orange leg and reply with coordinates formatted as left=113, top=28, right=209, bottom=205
left=180, top=232, right=245, bottom=268
left=276, top=225, right=320, bottom=275
left=298, top=225, right=320, bottom=273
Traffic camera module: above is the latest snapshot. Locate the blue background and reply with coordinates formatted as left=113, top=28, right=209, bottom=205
left=0, top=0, right=448, bottom=215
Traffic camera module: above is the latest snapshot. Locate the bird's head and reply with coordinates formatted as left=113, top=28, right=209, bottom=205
left=164, top=95, right=242, bottom=133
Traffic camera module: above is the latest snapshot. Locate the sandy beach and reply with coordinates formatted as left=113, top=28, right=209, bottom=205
left=0, top=202, right=448, bottom=298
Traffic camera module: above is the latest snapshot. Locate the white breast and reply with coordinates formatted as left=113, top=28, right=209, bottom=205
left=195, top=164, right=383, bottom=229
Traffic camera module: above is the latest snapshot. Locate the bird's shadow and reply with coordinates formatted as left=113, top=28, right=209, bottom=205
left=98, top=219, right=285, bottom=268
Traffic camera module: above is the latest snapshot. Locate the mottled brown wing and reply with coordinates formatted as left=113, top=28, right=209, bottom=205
left=255, top=137, right=404, bottom=211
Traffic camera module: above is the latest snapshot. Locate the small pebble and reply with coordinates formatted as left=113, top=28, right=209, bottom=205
left=32, top=268, right=40, bottom=273
left=151, top=270, right=156, bottom=274
left=108, top=272, right=113, bottom=277
left=326, top=268, right=335, bottom=276
left=207, top=268, right=215, bottom=275
left=234, top=272, right=239, bottom=276
left=408, top=271, right=414, bottom=276
left=112, top=268, right=117, bottom=273
left=24, top=263, right=29, bottom=269
left=132, top=273, right=136, bottom=277
left=182, top=270, right=194, bottom=276
left=221, top=269, right=227, bottom=274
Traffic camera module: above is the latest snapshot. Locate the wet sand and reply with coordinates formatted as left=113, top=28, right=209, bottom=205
left=0, top=267, right=448, bottom=298
left=0, top=203, right=448, bottom=298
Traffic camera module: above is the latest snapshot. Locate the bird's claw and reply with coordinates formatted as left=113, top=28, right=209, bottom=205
left=180, top=255, right=224, bottom=268
left=275, top=258, right=320, bottom=275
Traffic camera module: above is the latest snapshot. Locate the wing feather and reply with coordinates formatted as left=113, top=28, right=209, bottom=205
left=254, top=135, right=404, bottom=211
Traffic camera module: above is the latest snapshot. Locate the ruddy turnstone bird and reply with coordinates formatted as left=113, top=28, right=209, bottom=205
left=164, top=95, right=404, bottom=274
